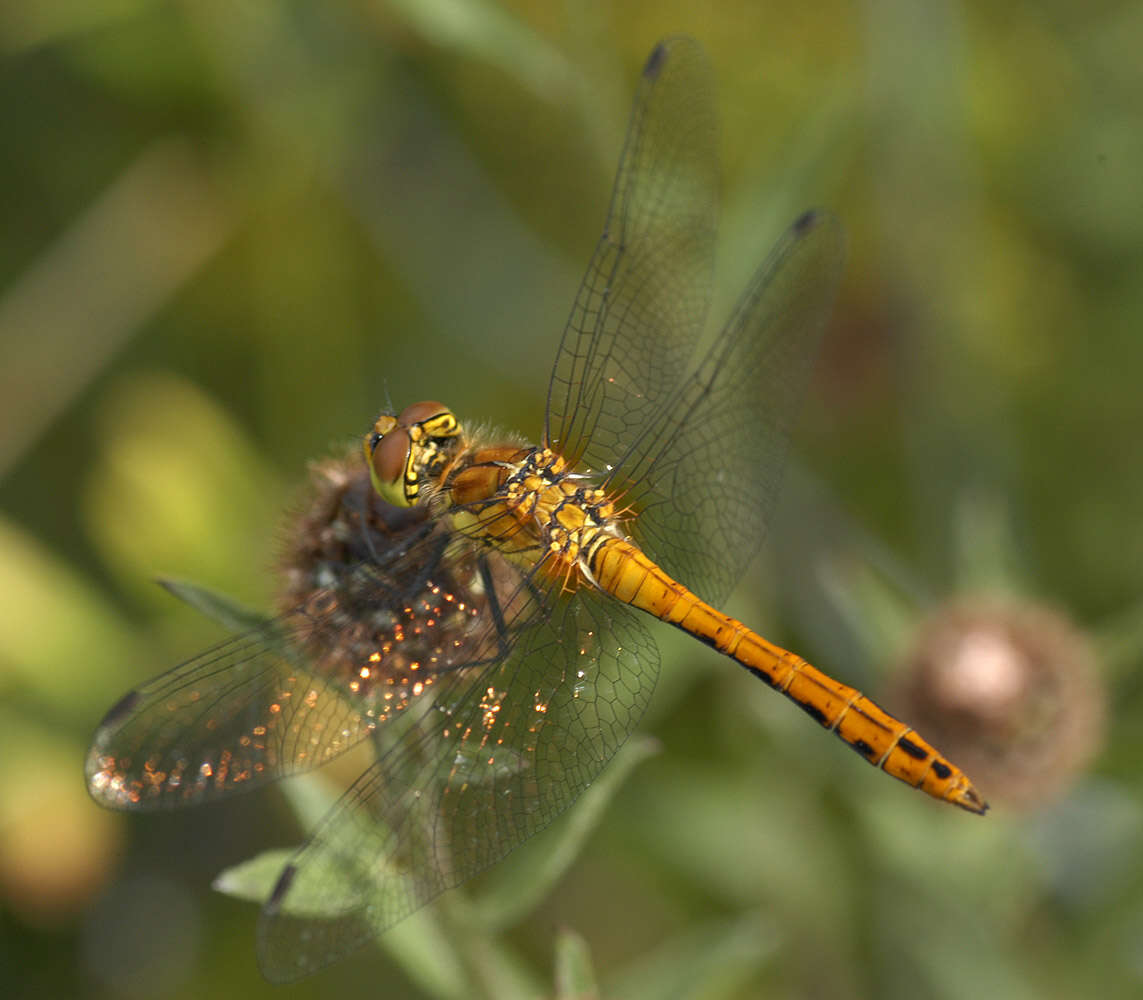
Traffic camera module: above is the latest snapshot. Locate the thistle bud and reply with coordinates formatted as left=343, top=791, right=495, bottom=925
left=893, top=601, right=1104, bottom=809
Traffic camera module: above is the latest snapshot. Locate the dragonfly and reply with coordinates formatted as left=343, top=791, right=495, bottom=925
left=86, top=36, right=987, bottom=983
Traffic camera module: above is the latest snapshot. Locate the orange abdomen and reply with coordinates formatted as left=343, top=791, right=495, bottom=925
left=589, top=536, right=988, bottom=814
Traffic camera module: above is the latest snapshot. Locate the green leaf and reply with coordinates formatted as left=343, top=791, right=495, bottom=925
left=157, top=577, right=269, bottom=634
left=952, top=488, right=1024, bottom=593
left=276, top=770, right=345, bottom=830
left=378, top=907, right=471, bottom=1000
left=554, top=927, right=599, bottom=1000
left=386, top=0, right=572, bottom=99
left=211, top=772, right=355, bottom=911
left=212, top=838, right=400, bottom=922
left=212, top=848, right=297, bottom=908
left=606, top=911, right=780, bottom=1000
left=818, top=554, right=918, bottom=670
left=468, top=734, right=660, bottom=931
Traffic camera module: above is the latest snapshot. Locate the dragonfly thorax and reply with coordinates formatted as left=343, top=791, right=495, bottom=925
left=446, top=444, right=627, bottom=586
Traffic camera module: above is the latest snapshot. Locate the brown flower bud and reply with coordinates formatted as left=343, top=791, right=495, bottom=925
left=893, top=601, right=1104, bottom=809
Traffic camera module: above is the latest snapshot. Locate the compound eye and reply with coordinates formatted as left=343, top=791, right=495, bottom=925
left=398, top=400, right=450, bottom=428
left=365, top=424, right=414, bottom=507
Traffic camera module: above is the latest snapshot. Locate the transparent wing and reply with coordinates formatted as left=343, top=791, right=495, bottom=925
left=618, top=210, right=846, bottom=606
left=545, top=36, right=718, bottom=473
left=543, top=35, right=843, bottom=610
left=85, top=479, right=527, bottom=811
left=256, top=587, right=659, bottom=982
left=86, top=611, right=373, bottom=809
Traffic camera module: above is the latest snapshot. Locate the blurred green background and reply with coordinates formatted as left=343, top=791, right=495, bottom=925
left=3, top=1, right=1143, bottom=997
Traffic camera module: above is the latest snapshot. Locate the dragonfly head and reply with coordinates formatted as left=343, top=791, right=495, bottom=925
left=365, top=401, right=462, bottom=507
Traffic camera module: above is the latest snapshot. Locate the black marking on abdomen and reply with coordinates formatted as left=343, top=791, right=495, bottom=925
left=896, top=736, right=928, bottom=760
left=693, top=630, right=721, bottom=650
left=585, top=535, right=611, bottom=578
left=742, top=663, right=779, bottom=688
left=851, top=739, right=877, bottom=760
left=930, top=759, right=952, bottom=780
left=794, top=700, right=828, bottom=726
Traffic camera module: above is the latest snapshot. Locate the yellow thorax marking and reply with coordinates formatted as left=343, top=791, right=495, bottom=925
left=453, top=446, right=620, bottom=580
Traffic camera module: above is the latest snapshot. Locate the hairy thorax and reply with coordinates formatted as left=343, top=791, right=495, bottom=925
left=440, top=442, right=627, bottom=587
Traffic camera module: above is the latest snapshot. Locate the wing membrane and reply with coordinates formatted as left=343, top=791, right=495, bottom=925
left=256, top=588, right=659, bottom=982
left=86, top=616, right=366, bottom=809
left=86, top=484, right=522, bottom=810
left=545, top=37, right=718, bottom=473
left=620, top=210, right=845, bottom=605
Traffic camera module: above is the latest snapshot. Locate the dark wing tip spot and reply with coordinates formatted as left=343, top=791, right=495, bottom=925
left=98, top=689, right=141, bottom=731
left=264, top=863, right=297, bottom=917
left=793, top=209, right=821, bottom=234
left=643, top=42, right=668, bottom=81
